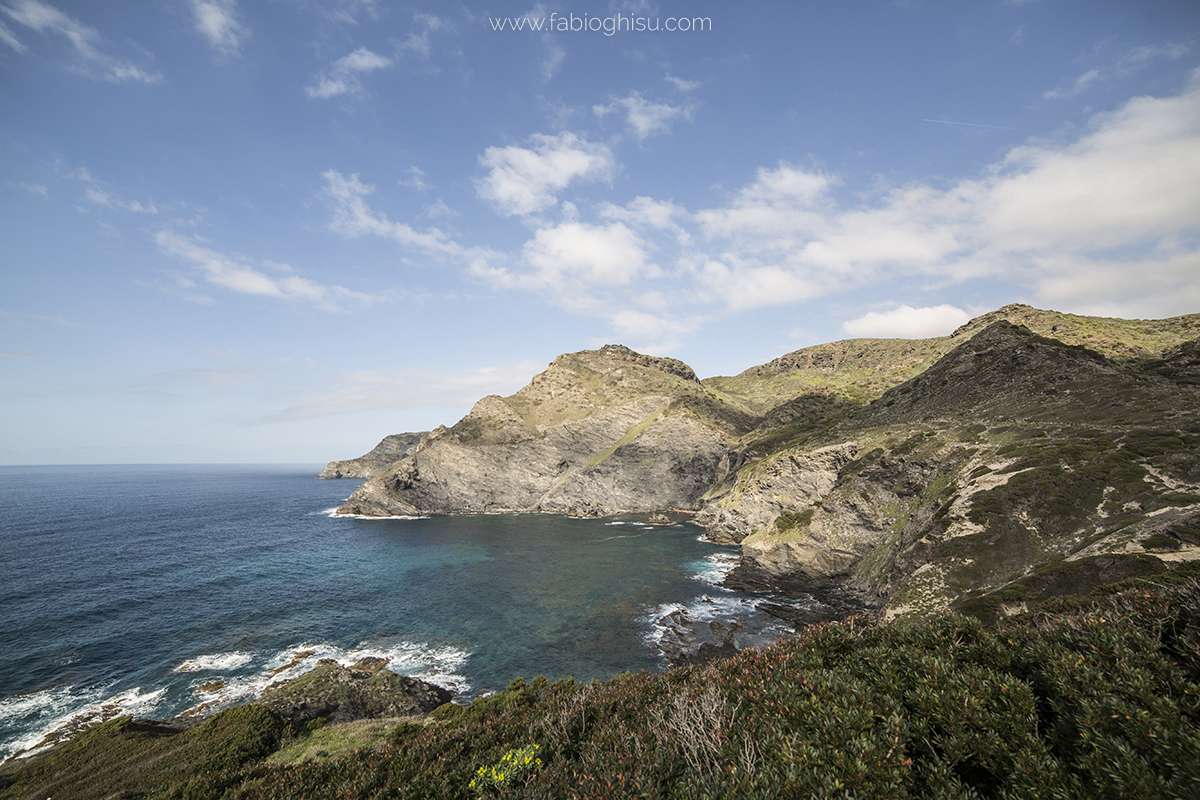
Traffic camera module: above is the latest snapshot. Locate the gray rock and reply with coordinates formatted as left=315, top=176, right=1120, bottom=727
left=258, top=657, right=451, bottom=727
left=318, top=433, right=428, bottom=479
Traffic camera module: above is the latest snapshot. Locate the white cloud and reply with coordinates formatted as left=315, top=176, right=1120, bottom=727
left=540, top=38, right=565, bottom=80
left=1028, top=249, right=1200, bottom=319
left=594, top=91, right=692, bottom=140
left=154, top=230, right=370, bottom=309
left=665, top=73, right=698, bottom=92
left=517, top=3, right=564, bottom=80
left=600, top=196, right=690, bottom=244
left=422, top=199, right=457, bottom=219
left=686, top=74, right=1200, bottom=316
left=695, top=162, right=835, bottom=241
left=520, top=221, right=650, bottom=290
left=1043, top=67, right=1101, bottom=100
left=13, top=181, right=47, bottom=196
left=0, top=18, right=25, bottom=51
left=333, top=0, right=379, bottom=24
left=400, top=166, right=431, bottom=191
left=842, top=305, right=972, bottom=339
left=266, top=360, right=543, bottom=421
left=1116, top=42, right=1190, bottom=74
left=306, top=46, right=392, bottom=99
left=85, top=185, right=158, bottom=214
left=1, top=0, right=162, bottom=83
left=399, top=13, right=444, bottom=58
left=320, top=170, right=463, bottom=255
left=191, top=0, right=249, bottom=58
left=475, top=132, right=615, bottom=217
left=67, top=165, right=158, bottom=213
left=609, top=309, right=693, bottom=353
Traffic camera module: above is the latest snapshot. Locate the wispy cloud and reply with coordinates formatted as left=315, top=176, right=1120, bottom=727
left=265, top=360, right=544, bottom=421
left=399, top=166, right=431, bottom=191
left=321, top=170, right=464, bottom=255
left=85, top=185, right=158, bottom=214
left=1043, top=43, right=1190, bottom=101
left=664, top=73, right=698, bottom=92
left=306, top=46, right=392, bottom=99
left=154, top=230, right=371, bottom=309
left=594, top=91, right=693, bottom=140
left=67, top=166, right=158, bottom=214
left=0, top=17, right=24, bottom=51
left=0, top=308, right=91, bottom=328
left=475, top=131, right=615, bottom=217
left=520, top=4, right=564, bottom=80
left=11, top=181, right=48, bottom=196
left=1, top=0, right=162, bottom=83
left=398, top=12, right=444, bottom=58
left=190, top=0, right=249, bottom=59
left=1043, top=67, right=1101, bottom=100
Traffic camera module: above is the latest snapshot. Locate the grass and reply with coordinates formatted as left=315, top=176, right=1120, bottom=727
left=265, top=717, right=426, bottom=766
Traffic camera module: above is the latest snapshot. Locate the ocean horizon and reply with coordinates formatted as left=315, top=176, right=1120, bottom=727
left=0, top=463, right=797, bottom=762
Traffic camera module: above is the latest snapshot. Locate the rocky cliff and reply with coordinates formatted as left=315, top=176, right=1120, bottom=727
left=317, top=432, right=427, bottom=479
left=336, top=344, right=754, bottom=517
left=332, top=307, right=1200, bottom=620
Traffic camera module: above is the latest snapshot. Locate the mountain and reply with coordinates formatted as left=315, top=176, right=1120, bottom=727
left=333, top=306, right=1200, bottom=621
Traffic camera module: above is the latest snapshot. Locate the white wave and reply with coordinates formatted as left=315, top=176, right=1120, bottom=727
left=174, top=651, right=254, bottom=673
left=178, top=638, right=473, bottom=717
left=691, top=552, right=740, bottom=587
left=605, top=521, right=631, bottom=526
left=1, top=685, right=167, bottom=763
left=640, top=592, right=795, bottom=655
left=329, top=512, right=430, bottom=520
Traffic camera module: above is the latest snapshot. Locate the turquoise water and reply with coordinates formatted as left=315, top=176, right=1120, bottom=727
left=0, top=464, right=792, bottom=761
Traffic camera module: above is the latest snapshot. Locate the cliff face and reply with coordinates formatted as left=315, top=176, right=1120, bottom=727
left=332, top=307, right=1200, bottom=620
left=317, top=433, right=427, bottom=479
left=337, top=345, right=753, bottom=517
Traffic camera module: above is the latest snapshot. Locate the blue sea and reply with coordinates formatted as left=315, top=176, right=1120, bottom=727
left=0, top=464, right=797, bottom=761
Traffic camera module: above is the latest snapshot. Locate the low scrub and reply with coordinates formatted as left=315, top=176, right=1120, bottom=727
left=8, top=579, right=1199, bottom=799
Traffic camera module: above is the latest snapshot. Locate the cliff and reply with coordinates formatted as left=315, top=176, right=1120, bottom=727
left=334, top=306, right=1200, bottom=620
left=336, top=344, right=754, bottom=517
left=317, top=432, right=427, bottom=479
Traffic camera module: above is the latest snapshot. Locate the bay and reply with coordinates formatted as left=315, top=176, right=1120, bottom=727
left=0, top=464, right=792, bottom=761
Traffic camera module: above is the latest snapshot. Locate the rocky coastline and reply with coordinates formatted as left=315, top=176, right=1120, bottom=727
left=328, top=305, right=1200, bottom=624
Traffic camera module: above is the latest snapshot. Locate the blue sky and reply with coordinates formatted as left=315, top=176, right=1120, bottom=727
left=2, top=0, right=1199, bottom=464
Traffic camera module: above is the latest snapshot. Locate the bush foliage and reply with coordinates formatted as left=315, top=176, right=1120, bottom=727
left=4, top=581, right=1200, bottom=799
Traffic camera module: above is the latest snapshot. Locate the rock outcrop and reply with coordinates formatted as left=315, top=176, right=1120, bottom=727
left=318, top=433, right=428, bottom=479
left=258, top=657, right=451, bottom=727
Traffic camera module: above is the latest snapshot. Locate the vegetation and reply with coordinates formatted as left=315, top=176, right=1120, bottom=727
left=6, top=577, right=1200, bottom=799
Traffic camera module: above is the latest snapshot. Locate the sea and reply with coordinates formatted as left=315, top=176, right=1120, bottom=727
left=0, top=464, right=801, bottom=762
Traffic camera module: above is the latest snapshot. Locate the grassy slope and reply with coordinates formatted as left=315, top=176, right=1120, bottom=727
left=6, top=575, right=1200, bottom=799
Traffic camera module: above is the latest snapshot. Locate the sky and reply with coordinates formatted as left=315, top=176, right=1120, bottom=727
left=2, top=0, right=1199, bottom=465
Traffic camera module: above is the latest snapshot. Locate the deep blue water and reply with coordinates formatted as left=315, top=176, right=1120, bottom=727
left=0, top=464, right=793, bottom=761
